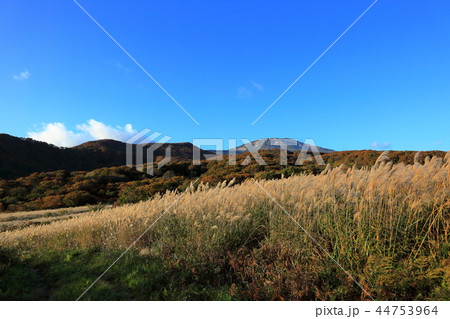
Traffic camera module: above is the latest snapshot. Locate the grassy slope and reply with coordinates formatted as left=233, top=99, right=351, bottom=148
left=1, top=150, right=446, bottom=213
left=1, top=153, right=449, bottom=300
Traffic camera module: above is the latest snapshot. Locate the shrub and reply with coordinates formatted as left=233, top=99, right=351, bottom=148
left=63, top=191, right=96, bottom=207
left=255, top=170, right=280, bottom=180
left=117, top=185, right=150, bottom=205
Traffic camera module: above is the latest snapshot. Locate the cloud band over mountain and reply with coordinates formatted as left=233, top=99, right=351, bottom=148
left=27, top=119, right=137, bottom=147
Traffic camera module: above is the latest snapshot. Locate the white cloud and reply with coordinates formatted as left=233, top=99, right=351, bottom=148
left=76, top=119, right=136, bottom=141
left=237, top=86, right=253, bottom=99
left=250, top=81, right=263, bottom=92
left=237, top=80, right=263, bottom=99
left=370, top=141, right=391, bottom=150
left=13, top=70, right=31, bottom=81
left=114, top=62, right=131, bottom=73
left=28, top=119, right=138, bottom=147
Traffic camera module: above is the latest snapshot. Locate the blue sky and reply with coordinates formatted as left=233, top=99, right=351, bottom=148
left=1, top=0, right=449, bottom=151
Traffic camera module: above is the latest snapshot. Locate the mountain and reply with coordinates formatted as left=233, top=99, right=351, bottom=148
left=75, top=139, right=210, bottom=161
left=230, top=138, right=334, bottom=154
left=0, top=134, right=335, bottom=179
left=0, top=134, right=213, bottom=179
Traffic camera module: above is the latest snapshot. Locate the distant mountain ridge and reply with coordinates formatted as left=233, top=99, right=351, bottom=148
left=0, top=134, right=336, bottom=179
left=0, top=134, right=213, bottom=179
left=230, top=138, right=334, bottom=154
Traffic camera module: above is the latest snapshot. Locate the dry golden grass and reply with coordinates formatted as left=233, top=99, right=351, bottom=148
left=1, top=152, right=448, bottom=255
left=0, top=206, right=114, bottom=233
left=0, top=206, right=91, bottom=223
left=0, top=151, right=449, bottom=300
